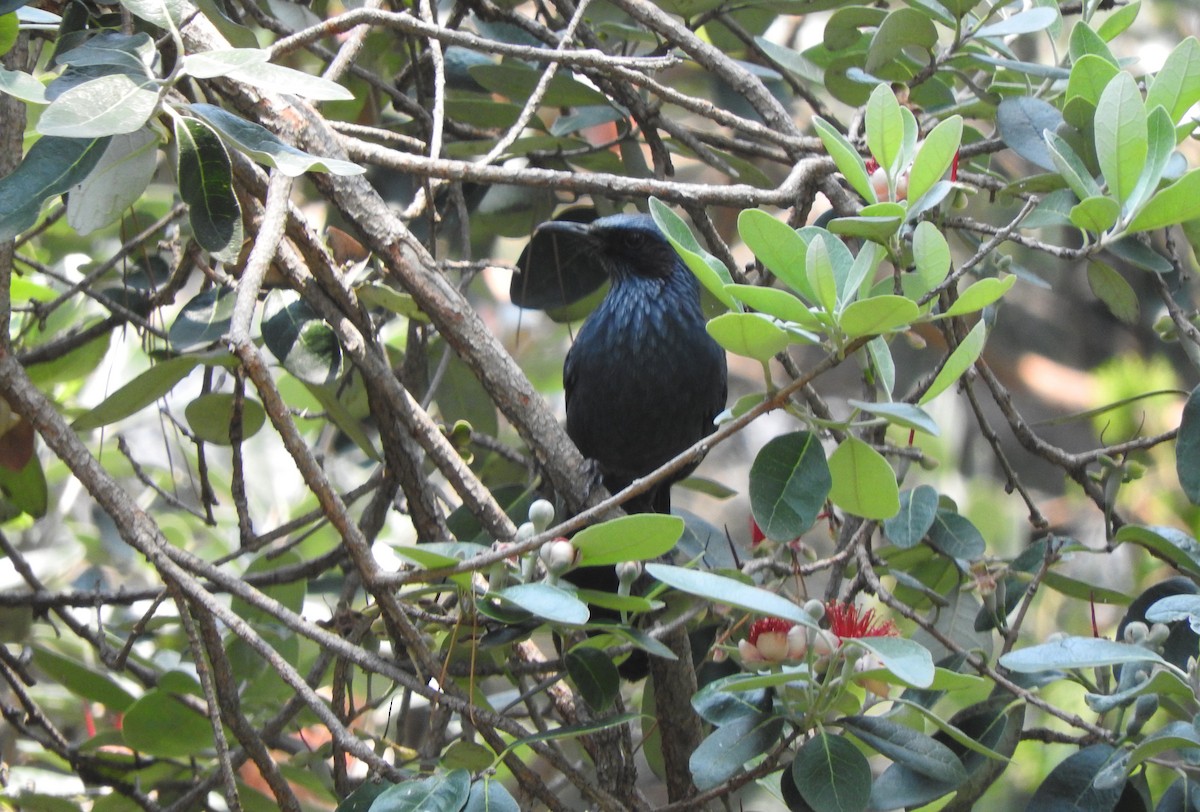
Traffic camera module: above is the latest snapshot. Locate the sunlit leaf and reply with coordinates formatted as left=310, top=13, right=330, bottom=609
left=828, top=436, right=900, bottom=520
left=919, top=320, right=986, bottom=405
left=1094, top=71, right=1147, bottom=205
left=645, top=564, right=817, bottom=628
left=573, top=514, right=684, bottom=567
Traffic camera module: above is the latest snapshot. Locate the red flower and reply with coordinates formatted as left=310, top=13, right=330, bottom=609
left=825, top=602, right=898, bottom=639
left=750, top=517, right=766, bottom=547
left=739, top=617, right=806, bottom=663
left=748, top=617, right=794, bottom=643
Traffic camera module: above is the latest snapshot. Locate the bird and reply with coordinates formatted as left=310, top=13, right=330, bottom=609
left=537, top=212, right=728, bottom=514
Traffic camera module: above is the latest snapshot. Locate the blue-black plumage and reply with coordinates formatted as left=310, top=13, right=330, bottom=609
left=538, top=213, right=728, bottom=513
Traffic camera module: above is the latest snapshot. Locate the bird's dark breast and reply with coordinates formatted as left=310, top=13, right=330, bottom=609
left=564, top=275, right=726, bottom=497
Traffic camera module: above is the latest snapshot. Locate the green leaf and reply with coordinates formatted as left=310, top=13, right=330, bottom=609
left=494, top=583, right=589, bottom=626
left=866, top=7, right=937, bottom=75
left=690, top=712, right=784, bottom=792
left=1094, top=71, right=1148, bottom=205
left=942, top=276, right=1016, bottom=317
left=1115, top=524, right=1200, bottom=577
left=573, top=514, right=684, bottom=567
left=827, top=436, right=900, bottom=520
left=919, top=320, right=986, bottom=405
left=866, top=83, right=903, bottom=179
left=565, top=646, right=619, bottom=712
left=1127, top=169, right=1200, bottom=233
left=0, top=67, right=47, bottom=103
left=927, top=509, right=986, bottom=560
left=911, top=221, right=951, bottom=298
left=737, top=209, right=814, bottom=299
left=0, top=135, right=111, bottom=241
left=1086, top=262, right=1139, bottom=324
left=55, top=31, right=156, bottom=73
left=999, top=636, right=1165, bottom=672
left=1069, top=21, right=1118, bottom=65
left=813, top=117, right=875, bottom=204
left=975, top=7, right=1056, bottom=39
left=304, top=380, right=379, bottom=461
left=0, top=442, right=47, bottom=518
left=356, top=284, right=430, bottom=322
left=38, top=73, right=159, bottom=138
left=749, top=431, right=832, bottom=541
left=1177, top=384, right=1200, bottom=505
left=73, top=352, right=232, bottom=431
left=853, top=636, right=935, bottom=688
left=335, top=779, right=393, bottom=812
left=169, top=288, right=237, bottom=352
left=867, top=336, right=896, bottom=396
left=261, top=292, right=344, bottom=385
left=792, top=731, right=872, bottom=812
left=724, top=284, right=818, bottom=327
left=827, top=215, right=902, bottom=243
left=122, top=690, right=214, bottom=758
left=181, top=47, right=269, bottom=77
left=1097, top=1, right=1140, bottom=41
left=120, top=0, right=198, bottom=28
left=188, top=103, right=364, bottom=177
left=228, top=60, right=352, bottom=101
left=996, top=96, right=1064, bottom=172
left=908, top=116, right=962, bottom=204
left=468, top=62, right=608, bottom=107
left=883, top=485, right=939, bottom=548
left=1123, top=104, right=1176, bottom=219
left=706, top=312, right=790, bottom=361
left=1066, top=54, right=1120, bottom=114
left=1146, top=37, right=1200, bottom=124
left=1069, top=195, right=1120, bottom=232
left=32, top=645, right=137, bottom=711
left=650, top=198, right=738, bottom=311
left=691, top=676, right=772, bottom=725
left=1026, top=744, right=1126, bottom=811
left=174, top=116, right=243, bottom=256
left=849, top=400, right=939, bottom=436
left=371, top=770, right=471, bottom=812
left=463, top=777, right=520, bottom=812
left=184, top=392, right=266, bottom=445
left=806, top=234, right=838, bottom=314
left=66, top=128, right=158, bottom=235
left=645, top=564, right=817, bottom=628
left=1045, top=130, right=1102, bottom=201
left=842, top=715, right=967, bottom=785
left=839, top=295, right=919, bottom=338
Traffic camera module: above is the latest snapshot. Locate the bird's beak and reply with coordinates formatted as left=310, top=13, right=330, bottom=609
left=534, top=220, right=595, bottom=241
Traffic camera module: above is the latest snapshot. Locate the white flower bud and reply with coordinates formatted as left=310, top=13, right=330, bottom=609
left=528, top=499, right=555, bottom=532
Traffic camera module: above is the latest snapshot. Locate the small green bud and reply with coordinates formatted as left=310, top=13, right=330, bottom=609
left=528, top=499, right=555, bottom=532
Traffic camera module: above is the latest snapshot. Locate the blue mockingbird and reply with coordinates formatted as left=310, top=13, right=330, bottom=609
left=537, top=213, right=728, bottom=514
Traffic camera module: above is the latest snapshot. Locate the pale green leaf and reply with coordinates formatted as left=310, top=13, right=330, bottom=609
left=908, top=116, right=962, bottom=204
left=828, top=436, right=900, bottom=520
left=919, top=320, right=987, bottom=404
left=1094, top=71, right=1148, bottom=205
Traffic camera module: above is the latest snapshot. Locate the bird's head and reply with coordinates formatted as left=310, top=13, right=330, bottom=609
left=535, top=213, right=682, bottom=281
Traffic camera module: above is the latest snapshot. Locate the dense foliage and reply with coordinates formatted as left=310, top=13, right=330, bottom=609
left=1, top=0, right=1200, bottom=809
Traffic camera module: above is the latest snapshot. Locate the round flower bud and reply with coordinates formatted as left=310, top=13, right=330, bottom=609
left=528, top=499, right=555, bottom=532
left=539, top=538, right=577, bottom=578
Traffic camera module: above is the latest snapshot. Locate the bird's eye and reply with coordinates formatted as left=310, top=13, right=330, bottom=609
left=621, top=232, right=647, bottom=250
